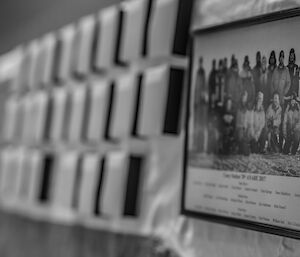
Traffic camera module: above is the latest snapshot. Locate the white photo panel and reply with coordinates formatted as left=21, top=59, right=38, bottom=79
left=87, top=80, right=110, bottom=142
left=2, top=96, right=19, bottom=142
left=147, top=0, right=179, bottom=58
left=31, top=91, right=49, bottom=143
left=118, top=0, right=149, bottom=63
left=93, top=6, right=119, bottom=70
left=52, top=152, right=79, bottom=209
left=110, top=74, right=137, bottom=138
left=78, top=154, right=102, bottom=216
left=0, top=148, right=24, bottom=202
left=73, top=15, right=96, bottom=77
left=22, top=94, right=35, bottom=143
left=55, top=24, right=76, bottom=83
left=137, top=65, right=169, bottom=136
left=101, top=152, right=128, bottom=218
left=68, top=84, right=87, bottom=142
left=19, top=150, right=43, bottom=203
left=36, top=33, right=56, bottom=87
left=26, top=40, right=41, bottom=90
left=49, top=88, right=68, bottom=141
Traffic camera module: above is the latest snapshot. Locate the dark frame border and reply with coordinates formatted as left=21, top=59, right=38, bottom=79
left=182, top=7, right=300, bottom=240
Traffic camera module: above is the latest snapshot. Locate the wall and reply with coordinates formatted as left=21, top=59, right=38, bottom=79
left=1, top=1, right=300, bottom=257
left=0, top=0, right=121, bottom=54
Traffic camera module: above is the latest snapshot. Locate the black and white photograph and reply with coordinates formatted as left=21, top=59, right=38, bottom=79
left=188, top=15, right=300, bottom=177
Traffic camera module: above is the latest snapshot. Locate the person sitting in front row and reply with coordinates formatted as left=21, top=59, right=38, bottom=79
left=235, top=91, right=252, bottom=155
left=265, top=92, right=282, bottom=153
left=250, top=92, right=267, bottom=153
left=220, top=97, right=235, bottom=154
left=282, top=92, right=300, bottom=155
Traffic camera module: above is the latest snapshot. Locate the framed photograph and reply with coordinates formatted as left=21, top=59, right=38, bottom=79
left=182, top=8, right=300, bottom=239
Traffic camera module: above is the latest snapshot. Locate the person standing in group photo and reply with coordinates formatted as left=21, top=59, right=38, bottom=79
left=223, top=57, right=229, bottom=101
left=226, top=55, right=242, bottom=109
left=235, top=91, right=252, bottom=155
left=250, top=91, right=267, bottom=153
left=223, top=57, right=228, bottom=75
left=271, top=50, right=291, bottom=105
left=240, top=55, right=255, bottom=109
left=271, top=50, right=291, bottom=151
left=206, top=59, right=222, bottom=154
left=259, top=56, right=269, bottom=108
left=282, top=92, right=300, bottom=155
left=216, top=59, right=226, bottom=107
left=252, top=51, right=262, bottom=95
left=193, top=57, right=207, bottom=153
left=266, top=50, right=277, bottom=109
left=287, top=48, right=299, bottom=102
left=208, top=59, right=217, bottom=110
left=220, top=97, right=235, bottom=154
left=266, top=92, right=282, bottom=153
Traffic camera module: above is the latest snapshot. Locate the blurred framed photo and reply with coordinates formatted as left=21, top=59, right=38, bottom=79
left=182, top=8, right=300, bottom=239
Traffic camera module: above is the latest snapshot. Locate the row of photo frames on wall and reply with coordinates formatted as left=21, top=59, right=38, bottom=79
left=2, top=65, right=185, bottom=144
left=0, top=0, right=194, bottom=230
left=182, top=8, right=300, bottom=239
left=12, top=0, right=193, bottom=92
left=0, top=147, right=149, bottom=232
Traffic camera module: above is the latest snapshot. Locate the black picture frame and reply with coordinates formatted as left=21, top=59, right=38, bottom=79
left=182, top=7, right=300, bottom=239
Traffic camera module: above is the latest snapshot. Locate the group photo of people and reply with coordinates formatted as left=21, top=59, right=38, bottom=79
left=193, top=48, right=300, bottom=156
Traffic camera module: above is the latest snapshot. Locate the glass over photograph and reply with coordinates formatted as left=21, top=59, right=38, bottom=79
left=189, top=18, right=300, bottom=176
left=183, top=11, right=300, bottom=238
